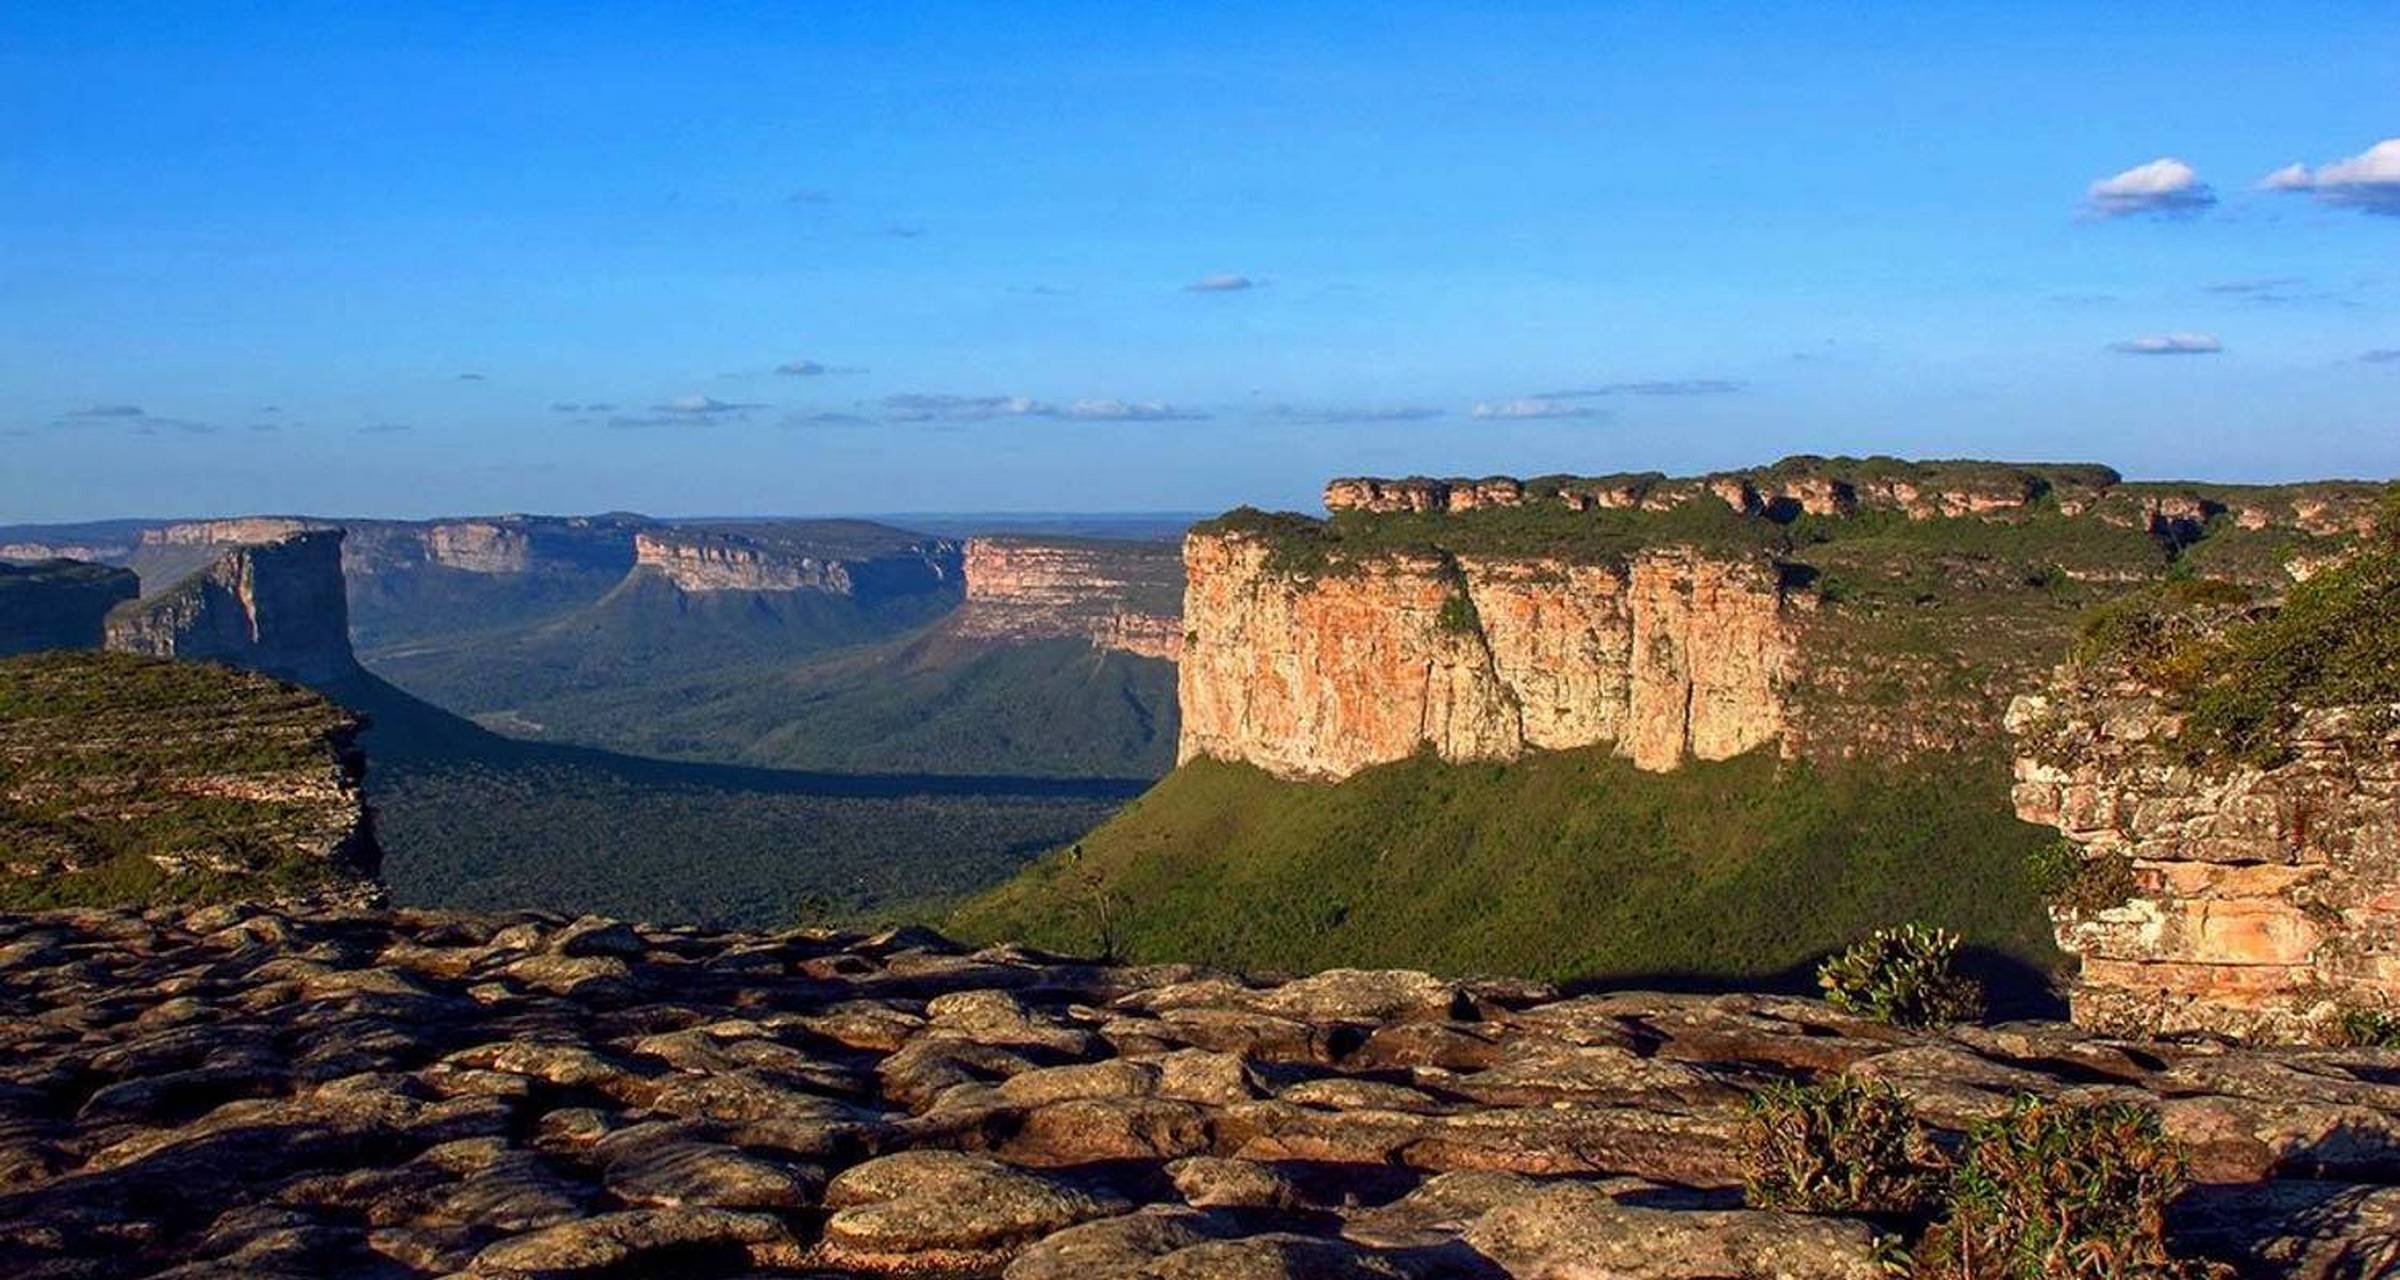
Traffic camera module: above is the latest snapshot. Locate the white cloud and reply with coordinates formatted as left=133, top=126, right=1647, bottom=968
left=1062, top=398, right=1208, bottom=422
left=1469, top=398, right=1609, bottom=420
left=2108, top=332, right=2223, bottom=355
left=776, top=360, right=827, bottom=376
left=2084, top=157, right=2216, bottom=218
left=1186, top=272, right=1256, bottom=292
left=2259, top=139, right=2400, bottom=215
left=651, top=394, right=764, bottom=416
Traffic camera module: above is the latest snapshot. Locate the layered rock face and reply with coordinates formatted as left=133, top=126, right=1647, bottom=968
left=1179, top=535, right=1793, bottom=777
left=2010, top=683, right=2400, bottom=1041
left=633, top=528, right=961, bottom=598
left=104, top=531, right=360, bottom=685
left=0, top=560, right=139, bottom=656
left=0, top=652, right=376, bottom=909
left=952, top=537, right=1184, bottom=661
left=2, top=906, right=2392, bottom=1278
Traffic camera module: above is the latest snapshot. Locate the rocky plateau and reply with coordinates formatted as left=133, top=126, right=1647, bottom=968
left=4, top=905, right=2398, bottom=1279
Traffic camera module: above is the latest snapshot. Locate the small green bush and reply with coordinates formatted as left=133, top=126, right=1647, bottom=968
left=2328, top=1005, right=2400, bottom=1049
left=1818, top=924, right=1986, bottom=1029
left=1914, top=1098, right=2227, bottom=1280
left=2027, top=841, right=2139, bottom=916
left=1742, top=1077, right=1943, bottom=1216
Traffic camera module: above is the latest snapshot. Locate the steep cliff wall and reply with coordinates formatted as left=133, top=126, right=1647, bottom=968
left=0, top=560, right=140, bottom=656
left=2009, top=687, right=2400, bottom=1041
left=951, top=536, right=1183, bottom=660
left=105, top=531, right=359, bottom=685
left=0, top=650, right=376, bottom=909
left=631, top=527, right=961, bottom=598
left=1178, top=533, right=1794, bottom=777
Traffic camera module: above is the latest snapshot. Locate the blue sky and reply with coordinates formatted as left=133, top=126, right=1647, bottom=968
left=3, top=2, right=2394, bottom=521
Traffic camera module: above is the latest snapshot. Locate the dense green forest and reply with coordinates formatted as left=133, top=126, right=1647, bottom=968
left=953, top=747, right=2063, bottom=999
left=464, top=630, right=1177, bottom=780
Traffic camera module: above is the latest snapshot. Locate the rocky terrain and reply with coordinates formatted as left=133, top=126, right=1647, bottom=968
left=952, top=537, right=1184, bottom=662
left=3, top=903, right=2397, bottom=1279
left=0, top=561, right=139, bottom=658
left=0, top=652, right=375, bottom=911
left=104, top=531, right=360, bottom=686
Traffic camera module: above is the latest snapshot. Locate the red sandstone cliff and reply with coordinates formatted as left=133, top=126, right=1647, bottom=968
left=1177, top=533, right=1794, bottom=778
left=950, top=537, right=1183, bottom=661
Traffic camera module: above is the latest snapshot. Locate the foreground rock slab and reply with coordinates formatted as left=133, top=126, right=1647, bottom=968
left=1, top=907, right=2396, bottom=1277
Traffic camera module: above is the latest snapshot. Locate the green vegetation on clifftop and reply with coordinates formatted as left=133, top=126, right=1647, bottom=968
left=953, top=747, right=2062, bottom=988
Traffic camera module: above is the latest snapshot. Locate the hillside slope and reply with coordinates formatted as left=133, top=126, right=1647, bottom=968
left=953, top=747, right=2061, bottom=993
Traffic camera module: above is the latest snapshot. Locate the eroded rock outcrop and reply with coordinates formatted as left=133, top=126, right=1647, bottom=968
left=952, top=538, right=1183, bottom=661
left=105, top=530, right=360, bottom=685
left=0, top=559, right=139, bottom=656
left=2010, top=683, right=2400, bottom=1042
left=1178, top=533, right=1794, bottom=778
left=1, top=907, right=2393, bottom=1278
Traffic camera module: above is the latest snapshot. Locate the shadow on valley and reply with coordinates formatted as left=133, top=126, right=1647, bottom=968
left=325, top=673, right=1141, bottom=929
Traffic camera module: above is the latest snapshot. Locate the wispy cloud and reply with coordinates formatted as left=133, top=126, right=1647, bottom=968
left=885, top=222, right=927, bottom=239
left=1532, top=379, right=1746, bottom=400
left=2203, top=276, right=2305, bottom=300
left=1268, top=404, right=1448, bottom=425
left=2046, top=291, right=2119, bottom=307
left=786, top=188, right=833, bottom=205
left=454, top=372, right=487, bottom=382
left=650, top=394, right=765, bottom=417
left=876, top=393, right=1204, bottom=423
left=359, top=422, right=413, bottom=434
left=2362, top=349, right=2400, bottom=365
left=551, top=401, right=617, bottom=413
left=1062, top=398, right=1207, bottom=422
left=1186, top=272, right=1256, bottom=292
left=66, top=404, right=145, bottom=418
left=2084, top=157, right=2216, bottom=219
left=783, top=410, right=875, bottom=427
left=774, top=359, right=866, bottom=377
left=2259, top=138, right=2400, bottom=216
left=2108, top=332, right=2223, bottom=355
left=1470, top=398, right=1610, bottom=421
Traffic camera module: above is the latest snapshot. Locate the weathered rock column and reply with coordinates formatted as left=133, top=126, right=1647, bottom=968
left=2008, top=681, right=2400, bottom=1041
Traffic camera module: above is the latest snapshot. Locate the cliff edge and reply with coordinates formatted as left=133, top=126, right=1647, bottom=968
left=0, top=650, right=377, bottom=910
left=104, top=529, right=360, bottom=685
left=0, top=559, right=139, bottom=656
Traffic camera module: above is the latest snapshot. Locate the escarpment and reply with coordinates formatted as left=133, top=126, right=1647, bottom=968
left=632, top=526, right=961, bottom=598
left=0, top=559, right=139, bottom=656
left=0, top=650, right=376, bottom=910
left=952, top=537, right=1184, bottom=660
left=1182, top=457, right=2387, bottom=782
left=105, top=529, right=360, bottom=685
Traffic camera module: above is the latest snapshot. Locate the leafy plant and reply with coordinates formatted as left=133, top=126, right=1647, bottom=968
left=1818, top=924, right=1986, bottom=1029
left=2027, top=841, right=2139, bottom=916
left=1914, top=1098, right=2227, bottom=1280
left=1742, top=1076, right=1943, bottom=1216
left=2327, top=1005, right=2400, bottom=1049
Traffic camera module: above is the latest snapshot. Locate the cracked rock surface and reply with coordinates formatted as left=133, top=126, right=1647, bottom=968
left=2, top=905, right=2397, bottom=1277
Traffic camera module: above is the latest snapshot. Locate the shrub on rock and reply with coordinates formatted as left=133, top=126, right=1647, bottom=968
left=1742, top=1077, right=1942, bottom=1216
left=1816, top=925, right=1985, bottom=1029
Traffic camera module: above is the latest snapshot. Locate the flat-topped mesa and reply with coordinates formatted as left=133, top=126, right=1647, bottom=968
left=631, top=525, right=962, bottom=597
left=1179, top=533, right=1795, bottom=778
left=0, top=560, right=140, bottom=656
left=140, top=516, right=332, bottom=547
left=105, top=530, right=360, bottom=686
left=952, top=536, right=1184, bottom=661
left=344, top=514, right=650, bottom=578
left=1323, top=457, right=2386, bottom=537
